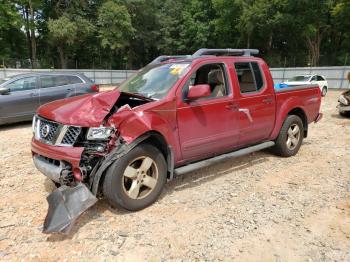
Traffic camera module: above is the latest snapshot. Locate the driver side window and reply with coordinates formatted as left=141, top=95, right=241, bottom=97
left=183, top=63, right=229, bottom=100
left=6, top=77, right=37, bottom=92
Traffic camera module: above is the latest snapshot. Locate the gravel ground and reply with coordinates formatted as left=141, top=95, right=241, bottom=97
left=0, top=90, right=349, bottom=261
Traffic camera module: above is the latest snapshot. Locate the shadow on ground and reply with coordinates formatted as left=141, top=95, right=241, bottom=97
left=0, top=121, right=31, bottom=131
left=45, top=150, right=275, bottom=241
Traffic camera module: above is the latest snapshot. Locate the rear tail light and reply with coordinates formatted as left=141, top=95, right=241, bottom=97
left=90, top=84, right=99, bottom=92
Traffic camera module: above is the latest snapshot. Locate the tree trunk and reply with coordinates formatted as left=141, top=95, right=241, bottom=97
left=267, top=32, right=273, bottom=50
left=28, top=0, right=37, bottom=68
left=58, top=46, right=67, bottom=69
left=246, top=33, right=251, bottom=48
left=306, top=31, right=322, bottom=66
left=23, top=7, right=33, bottom=67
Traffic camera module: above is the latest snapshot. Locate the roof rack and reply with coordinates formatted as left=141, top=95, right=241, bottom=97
left=193, top=48, right=259, bottom=57
left=149, top=48, right=259, bottom=65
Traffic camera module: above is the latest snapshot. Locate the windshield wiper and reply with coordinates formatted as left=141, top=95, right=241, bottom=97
left=131, top=92, right=155, bottom=101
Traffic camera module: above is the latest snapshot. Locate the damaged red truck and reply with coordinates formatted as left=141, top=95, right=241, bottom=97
left=31, top=49, right=322, bottom=233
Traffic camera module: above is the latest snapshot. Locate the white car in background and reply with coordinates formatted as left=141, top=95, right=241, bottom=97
left=284, top=75, right=328, bottom=96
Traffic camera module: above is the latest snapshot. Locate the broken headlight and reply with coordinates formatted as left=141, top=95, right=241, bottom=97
left=86, top=127, right=114, bottom=140
left=339, top=95, right=349, bottom=105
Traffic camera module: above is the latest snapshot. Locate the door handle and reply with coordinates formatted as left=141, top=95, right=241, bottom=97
left=263, top=98, right=273, bottom=104
left=30, top=93, right=38, bottom=97
left=225, top=102, right=238, bottom=110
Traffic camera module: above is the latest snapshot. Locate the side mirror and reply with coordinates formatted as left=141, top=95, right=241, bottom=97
left=187, top=84, right=211, bottom=100
left=0, top=87, right=10, bottom=95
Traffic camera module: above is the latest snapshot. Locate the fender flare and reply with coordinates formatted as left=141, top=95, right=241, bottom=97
left=270, top=97, right=308, bottom=140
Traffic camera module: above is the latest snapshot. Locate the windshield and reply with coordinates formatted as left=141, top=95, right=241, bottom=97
left=118, top=63, right=190, bottom=99
left=288, top=76, right=310, bottom=82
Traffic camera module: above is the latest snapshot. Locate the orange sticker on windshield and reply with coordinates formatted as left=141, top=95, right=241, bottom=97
left=170, top=64, right=189, bottom=75
left=170, top=68, right=182, bottom=75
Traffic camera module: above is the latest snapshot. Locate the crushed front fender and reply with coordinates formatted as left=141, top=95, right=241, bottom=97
left=43, top=183, right=98, bottom=234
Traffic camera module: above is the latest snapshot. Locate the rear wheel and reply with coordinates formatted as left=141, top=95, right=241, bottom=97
left=103, top=143, right=167, bottom=211
left=273, top=115, right=304, bottom=157
left=321, top=87, right=327, bottom=97
left=340, top=111, right=350, bottom=117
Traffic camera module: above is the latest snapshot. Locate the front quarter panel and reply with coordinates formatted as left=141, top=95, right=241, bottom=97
left=107, top=99, right=181, bottom=162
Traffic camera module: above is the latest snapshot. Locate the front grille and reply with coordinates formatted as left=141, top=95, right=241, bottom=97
left=34, top=116, right=81, bottom=146
left=38, top=118, right=60, bottom=144
left=61, top=126, right=81, bottom=146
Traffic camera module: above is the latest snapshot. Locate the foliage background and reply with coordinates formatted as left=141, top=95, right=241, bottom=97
left=0, top=0, right=349, bottom=69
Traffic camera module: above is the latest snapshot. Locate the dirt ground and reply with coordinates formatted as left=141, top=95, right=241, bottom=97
left=0, top=90, right=349, bottom=261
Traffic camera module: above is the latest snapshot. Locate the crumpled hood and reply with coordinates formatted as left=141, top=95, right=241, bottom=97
left=37, top=90, right=120, bottom=127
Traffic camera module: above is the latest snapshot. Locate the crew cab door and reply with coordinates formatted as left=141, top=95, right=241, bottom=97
left=233, top=61, right=275, bottom=145
left=176, top=62, right=239, bottom=162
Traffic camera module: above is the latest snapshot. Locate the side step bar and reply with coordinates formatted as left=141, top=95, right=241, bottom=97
left=174, top=141, right=275, bottom=176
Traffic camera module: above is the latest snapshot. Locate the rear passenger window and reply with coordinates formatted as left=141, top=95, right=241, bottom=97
left=54, top=76, right=69, bottom=86
left=41, top=75, right=72, bottom=88
left=40, top=76, right=55, bottom=88
left=234, top=62, right=264, bottom=93
left=67, top=75, right=83, bottom=84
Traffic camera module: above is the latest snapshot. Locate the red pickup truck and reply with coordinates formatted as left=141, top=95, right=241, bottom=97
left=31, top=49, right=322, bottom=233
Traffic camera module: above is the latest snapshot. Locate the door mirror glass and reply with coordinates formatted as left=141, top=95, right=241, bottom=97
left=0, top=87, right=10, bottom=95
left=187, top=84, right=211, bottom=100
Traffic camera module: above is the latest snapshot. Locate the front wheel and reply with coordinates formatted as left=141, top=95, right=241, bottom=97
left=321, top=87, right=327, bottom=97
left=273, top=115, right=304, bottom=157
left=103, top=143, right=167, bottom=211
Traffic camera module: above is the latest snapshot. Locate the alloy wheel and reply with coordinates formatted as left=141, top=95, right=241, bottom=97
left=122, top=156, right=158, bottom=200
left=286, top=124, right=301, bottom=150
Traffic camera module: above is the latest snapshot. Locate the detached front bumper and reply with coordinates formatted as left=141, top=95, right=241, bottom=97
left=31, top=138, right=85, bottom=182
left=32, top=138, right=98, bottom=234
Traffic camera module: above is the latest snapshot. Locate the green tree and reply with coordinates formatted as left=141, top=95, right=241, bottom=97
left=0, top=1, right=25, bottom=66
left=97, top=0, right=134, bottom=68
left=124, top=0, right=162, bottom=68
left=48, top=15, right=95, bottom=68
left=16, top=0, right=43, bottom=68
left=329, top=0, right=350, bottom=65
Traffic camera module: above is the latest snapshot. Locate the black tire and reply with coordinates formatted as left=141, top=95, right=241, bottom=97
left=340, top=111, right=350, bottom=117
left=321, top=87, right=327, bottom=97
left=103, top=143, right=167, bottom=211
left=273, top=115, right=304, bottom=157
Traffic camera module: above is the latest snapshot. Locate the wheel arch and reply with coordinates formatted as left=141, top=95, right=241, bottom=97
left=139, top=131, right=175, bottom=180
left=91, top=130, right=175, bottom=196
left=287, top=107, right=308, bottom=138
